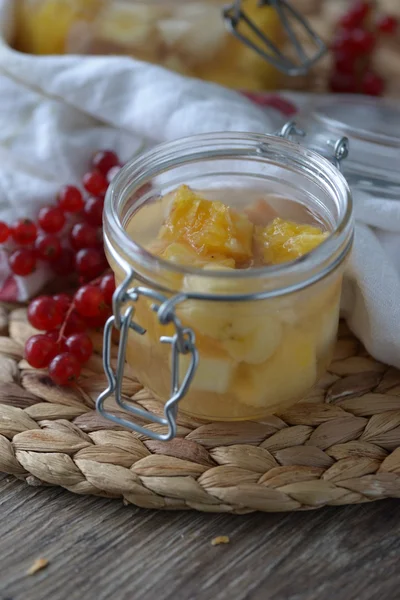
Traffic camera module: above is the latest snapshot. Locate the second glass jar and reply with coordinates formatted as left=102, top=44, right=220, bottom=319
left=14, top=0, right=283, bottom=90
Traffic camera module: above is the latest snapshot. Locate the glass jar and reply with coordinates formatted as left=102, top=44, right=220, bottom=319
left=13, top=1, right=325, bottom=91
left=98, top=128, right=353, bottom=440
left=297, top=95, right=400, bottom=198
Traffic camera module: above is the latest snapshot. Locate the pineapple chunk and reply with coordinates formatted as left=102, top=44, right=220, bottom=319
left=161, top=243, right=235, bottom=269
left=255, top=218, right=329, bottom=265
left=233, top=329, right=317, bottom=409
left=159, top=185, right=254, bottom=263
left=177, top=352, right=235, bottom=394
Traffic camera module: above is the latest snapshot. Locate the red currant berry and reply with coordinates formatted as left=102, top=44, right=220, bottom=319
left=377, top=14, right=398, bottom=35
left=83, top=196, right=104, bottom=227
left=34, top=234, right=62, bottom=262
left=38, top=206, right=66, bottom=234
left=334, top=51, right=357, bottom=75
left=82, top=170, right=108, bottom=197
left=64, top=333, right=93, bottom=363
left=11, top=219, right=37, bottom=245
left=329, top=72, right=358, bottom=94
left=75, top=248, right=107, bottom=278
left=0, top=221, right=10, bottom=243
left=362, top=71, right=385, bottom=96
left=9, top=249, right=36, bottom=276
left=53, top=293, right=71, bottom=314
left=339, top=1, right=370, bottom=29
left=351, top=28, right=375, bottom=54
left=51, top=248, right=75, bottom=276
left=25, top=334, right=59, bottom=368
left=74, top=284, right=106, bottom=317
left=332, top=30, right=358, bottom=58
left=92, top=150, right=120, bottom=177
left=48, top=352, right=81, bottom=386
left=70, top=222, right=100, bottom=250
left=57, top=185, right=84, bottom=213
left=27, top=296, right=64, bottom=330
left=107, top=165, right=122, bottom=184
left=46, top=329, right=61, bottom=343
left=100, top=274, right=116, bottom=305
left=86, top=307, right=112, bottom=329
left=64, top=311, right=87, bottom=336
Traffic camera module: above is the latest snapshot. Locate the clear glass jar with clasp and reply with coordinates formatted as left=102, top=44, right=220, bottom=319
left=98, top=125, right=353, bottom=441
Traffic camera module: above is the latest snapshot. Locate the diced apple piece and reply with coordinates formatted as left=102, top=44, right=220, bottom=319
left=244, top=198, right=279, bottom=226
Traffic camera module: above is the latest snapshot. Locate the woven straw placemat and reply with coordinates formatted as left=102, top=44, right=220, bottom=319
left=1, top=303, right=400, bottom=513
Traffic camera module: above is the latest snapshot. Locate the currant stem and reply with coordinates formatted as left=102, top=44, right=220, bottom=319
left=56, top=268, right=112, bottom=343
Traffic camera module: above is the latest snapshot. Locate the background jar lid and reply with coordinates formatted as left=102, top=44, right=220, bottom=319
left=296, top=95, right=400, bottom=197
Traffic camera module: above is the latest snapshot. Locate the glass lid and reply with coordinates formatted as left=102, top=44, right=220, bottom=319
left=296, top=95, right=400, bottom=197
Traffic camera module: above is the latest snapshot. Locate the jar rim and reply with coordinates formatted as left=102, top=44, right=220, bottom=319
left=104, top=132, right=353, bottom=296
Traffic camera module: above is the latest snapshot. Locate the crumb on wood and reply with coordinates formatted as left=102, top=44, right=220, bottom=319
left=211, top=536, right=230, bottom=546
left=27, top=558, right=49, bottom=576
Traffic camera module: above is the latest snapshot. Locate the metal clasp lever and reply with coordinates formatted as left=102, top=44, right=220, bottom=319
left=96, top=270, right=199, bottom=441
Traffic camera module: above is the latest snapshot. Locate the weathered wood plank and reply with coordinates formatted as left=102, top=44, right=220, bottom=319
left=0, top=474, right=399, bottom=600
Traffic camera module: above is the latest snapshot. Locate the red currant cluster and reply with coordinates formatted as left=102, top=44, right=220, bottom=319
left=0, top=148, right=124, bottom=386
left=329, top=0, right=398, bottom=95
left=25, top=272, right=116, bottom=386
left=0, top=150, right=121, bottom=278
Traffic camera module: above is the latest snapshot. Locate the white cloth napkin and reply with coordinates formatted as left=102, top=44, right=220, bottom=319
left=1, top=0, right=400, bottom=370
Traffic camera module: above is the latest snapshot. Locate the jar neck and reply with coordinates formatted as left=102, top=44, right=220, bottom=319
left=104, top=132, right=353, bottom=299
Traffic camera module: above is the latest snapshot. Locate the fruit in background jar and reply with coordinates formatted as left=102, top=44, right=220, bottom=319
left=159, top=185, right=253, bottom=263
left=15, top=0, right=99, bottom=54
left=233, top=328, right=316, bottom=409
left=255, top=218, right=329, bottom=265
left=158, top=3, right=225, bottom=65
left=93, top=3, right=158, bottom=48
left=230, top=0, right=283, bottom=89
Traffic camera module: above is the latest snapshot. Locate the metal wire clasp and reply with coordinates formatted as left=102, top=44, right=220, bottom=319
left=327, top=137, right=350, bottom=172
left=223, top=0, right=326, bottom=76
left=276, top=121, right=350, bottom=172
left=96, top=269, right=199, bottom=441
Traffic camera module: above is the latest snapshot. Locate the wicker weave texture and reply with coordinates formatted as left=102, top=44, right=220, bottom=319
left=1, top=304, right=400, bottom=513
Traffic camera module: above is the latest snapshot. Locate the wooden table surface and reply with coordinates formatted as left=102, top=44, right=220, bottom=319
left=1, top=473, right=399, bottom=600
